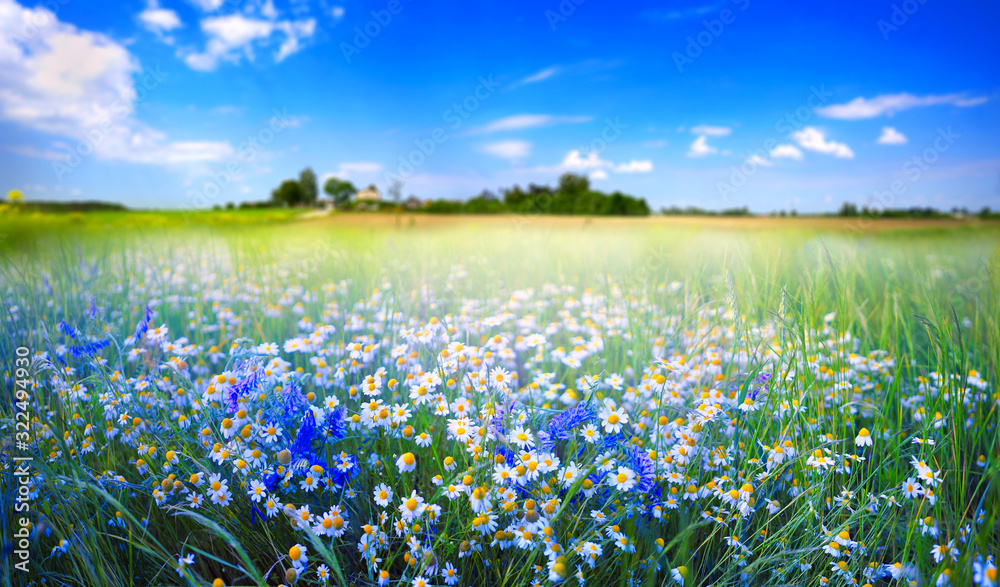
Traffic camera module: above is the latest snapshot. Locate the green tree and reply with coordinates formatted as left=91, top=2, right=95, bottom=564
left=323, top=177, right=357, bottom=209
left=271, top=179, right=305, bottom=207
left=299, top=167, right=318, bottom=205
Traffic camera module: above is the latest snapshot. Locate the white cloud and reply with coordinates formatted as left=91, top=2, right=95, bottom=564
left=0, top=0, right=232, bottom=165
left=480, top=140, right=532, bottom=159
left=614, top=159, right=653, bottom=173
left=331, top=5, right=345, bottom=19
left=686, top=135, right=717, bottom=157
left=325, top=161, right=383, bottom=180
left=520, top=66, right=559, bottom=85
left=690, top=124, right=731, bottom=137
left=187, top=0, right=225, bottom=11
left=182, top=13, right=316, bottom=71
left=139, top=1, right=182, bottom=34
left=816, top=92, right=988, bottom=120
left=260, top=0, right=277, bottom=20
left=790, top=127, right=853, bottom=159
left=769, top=144, right=803, bottom=160
left=746, top=154, right=772, bottom=167
left=562, top=149, right=610, bottom=170
left=469, top=114, right=592, bottom=135
left=540, top=150, right=652, bottom=176
left=876, top=126, right=907, bottom=145
left=209, top=104, right=243, bottom=115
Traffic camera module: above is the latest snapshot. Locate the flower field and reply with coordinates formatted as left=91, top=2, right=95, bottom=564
left=1, top=215, right=998, bottom=587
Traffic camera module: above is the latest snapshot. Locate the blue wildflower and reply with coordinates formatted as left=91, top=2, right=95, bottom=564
left=749, top=372, right=771, bottom=401
left=323, top=407, right=347, bottom=442
left=58, top=320, right=78, bottom=339
left=126, top=305, right=153, bottom=346
left=227, top=361, right=263, bottom=412
left=598, top=432, right=624, bottom=453
left=290, top=409, right=317, bottom=462
left=627, top=445, right=656, bottom=493
left=68, top=338, right=110, bottom=358
left=330, top=453, right=358, bottom=485
left=542, top=402, right=597, bottom=450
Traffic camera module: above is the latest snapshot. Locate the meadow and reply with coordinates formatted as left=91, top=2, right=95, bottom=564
left=1, top=211, right=998, bottom=587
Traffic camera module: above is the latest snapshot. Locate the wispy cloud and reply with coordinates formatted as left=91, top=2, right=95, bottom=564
left=480, top=140, right=532, bottom=159
left=769, top=144, right=803, bottom=160
left=816, top=92, right=988, bottom=120
left=640, top=4, right=721, bottom=21
left=332, top=161, right=383, bottom=178
left=614, top=160, right=654, bottom=173
left=520, top=66, right=559, bottom=85
left=791, top=127, right=853, bottom=158
left=467, top=114, right=592, bottom=135
left=690, top=124, right=731, bottom=137
left=181, top=13, right=316, bottom=71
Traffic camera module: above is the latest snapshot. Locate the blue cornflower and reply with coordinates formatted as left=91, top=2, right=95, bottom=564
left=543, top=402, right=597, bottom=450
left=598, top=433, right=624, bottom=453
left=627, top=445, right=656, bottom=493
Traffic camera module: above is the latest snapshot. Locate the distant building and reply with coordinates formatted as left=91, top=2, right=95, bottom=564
left=356, top=185, right=381, bottom=203
left=404, top=195, right=424, bottom=210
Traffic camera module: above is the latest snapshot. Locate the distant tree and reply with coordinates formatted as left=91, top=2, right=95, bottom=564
left=558, top=173, right=590, bottom=197
left=299, top=167, right=318, bottom=205
left=225, top=202, right=235, bottom=210
left=323, top=177, right=357, bottom=209
left=387, top=180, right=403, bottom=205
left=838, top=202, right=859, bottom=217
left=272, top=179, right=305, bottom=207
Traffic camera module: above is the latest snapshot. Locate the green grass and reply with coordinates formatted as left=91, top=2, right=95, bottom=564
left=0, top=213, right=997, bottom=587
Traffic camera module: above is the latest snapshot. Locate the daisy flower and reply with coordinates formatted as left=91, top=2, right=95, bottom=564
left=397, top=452, right=417, bottom=473
left=599, top=404, right=628, bottom=434
left=374, top=483, right=393, bottom=507
left=611, top=466, right=637, bottom=491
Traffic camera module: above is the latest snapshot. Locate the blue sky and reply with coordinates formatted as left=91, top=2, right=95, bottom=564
left=1, top=0, right=998, bottom=212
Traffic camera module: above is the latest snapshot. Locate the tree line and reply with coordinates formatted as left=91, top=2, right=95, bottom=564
left=422, top=173, right=651, bottom=216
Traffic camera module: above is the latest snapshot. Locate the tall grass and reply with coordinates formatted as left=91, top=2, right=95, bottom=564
left=1, top=215, right=997, bottom=587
